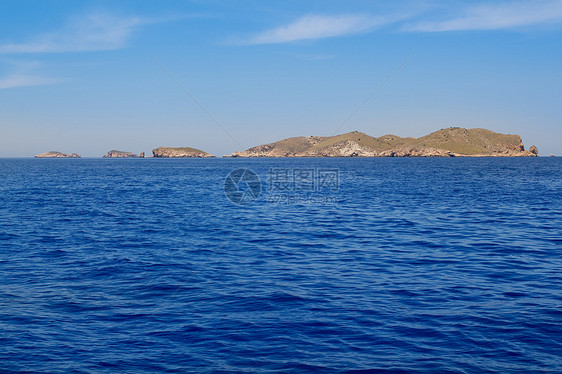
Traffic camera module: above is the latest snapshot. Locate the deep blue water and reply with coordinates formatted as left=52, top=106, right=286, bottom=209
left=1, top=157, right=561, bottom=373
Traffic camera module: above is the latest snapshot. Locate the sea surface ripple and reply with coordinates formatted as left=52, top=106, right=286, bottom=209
left=0, top=158, right=561, bottom=373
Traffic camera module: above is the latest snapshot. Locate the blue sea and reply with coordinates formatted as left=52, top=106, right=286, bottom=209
left=1, top=157, right=561, bottom=373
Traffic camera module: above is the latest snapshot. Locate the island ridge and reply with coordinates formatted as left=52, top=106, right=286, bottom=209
left=34, top=127, right=540, bottom=158
left=227, top=128, right=539, bottom=157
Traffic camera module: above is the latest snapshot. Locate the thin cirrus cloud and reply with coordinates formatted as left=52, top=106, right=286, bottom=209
left=406, top=0, right=562, bottom=32
left=241, top=14, right=400, bottom=45
left=0, top=12, right=170, bottom=88
left=0, top=12, right=161, bottom=54
left=0, top=74, right=60, bottom=89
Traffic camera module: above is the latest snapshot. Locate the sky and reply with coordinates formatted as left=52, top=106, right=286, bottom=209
left=1, top=0, right=561, bottom=157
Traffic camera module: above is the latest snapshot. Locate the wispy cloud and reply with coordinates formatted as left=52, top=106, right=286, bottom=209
left=0, top=12, right=164, bottom=54
left=274, top=51, right=336, bottom=61
left=0, top=73, right=60, bottom=89
left=406, top=0, right=562, bottom=32
left=0, top=59, right=60, bottom=89
left=240, top=14, right=400, bottom=45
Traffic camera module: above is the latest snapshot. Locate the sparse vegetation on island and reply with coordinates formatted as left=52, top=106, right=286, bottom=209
left=35, top=151, right=81, bottom=158
left=103, top=150, right=145, bottom=158
left=227, top=128, right=539, bottom=158
left=33, top=128, right=540, bottom=158
left=152, top=147, right=215, bottom=158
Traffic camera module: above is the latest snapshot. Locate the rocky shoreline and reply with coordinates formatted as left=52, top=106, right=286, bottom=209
left=152, top=147, right=215, bottom=158
left=33, top=128, right=542, bottom=158
left=35, top=151, right=81, bottom=158
left=103, top=150, right=145, bottom=158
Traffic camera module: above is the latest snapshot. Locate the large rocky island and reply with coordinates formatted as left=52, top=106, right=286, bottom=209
left=35, top=151, right=81, bottom=158
left=152, top=146, right=215, bottom=158
left=227, top=128, right=538, bottom=157
left=103, top=150, right=145, bottom=158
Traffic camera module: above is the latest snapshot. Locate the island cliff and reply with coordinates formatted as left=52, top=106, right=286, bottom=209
left=35, top=151, right=81, bottom=158
left=152, top=147, right=214, bottom=158
left=227, top=128, right=538, bottom=158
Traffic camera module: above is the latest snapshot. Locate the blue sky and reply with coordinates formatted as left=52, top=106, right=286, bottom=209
left=1, top=0, right=561, bottom=156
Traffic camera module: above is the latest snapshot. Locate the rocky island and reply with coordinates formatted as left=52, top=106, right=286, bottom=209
left=227, top=128, right=538, bottom=158
left=35, top=151, right=81, bottom=158
left=152, top=147, right=214, bottom=158
left=103, top=150, right=145, bottom=158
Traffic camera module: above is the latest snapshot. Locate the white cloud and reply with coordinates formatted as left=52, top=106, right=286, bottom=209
left=0, top=74, right=60, bottom=89
left=406, top=0, right=562, bottom=32
left=0, top=13, right=159, bottom=54
left=242, top=14, right=397, bottom=45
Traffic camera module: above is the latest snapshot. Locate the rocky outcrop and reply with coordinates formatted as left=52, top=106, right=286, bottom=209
left=227, top=128, right=538, bottom=158
left=529, top=145, right=539, bottom=156
left=152, top=147, right=214, bottom=158
left=35, top=151, right=81, bottom=158
left=139, top=152, right=145, bottom=158
left=103, top=150, right=140, bottom=158
left=378, top=147, right=455, bottom=157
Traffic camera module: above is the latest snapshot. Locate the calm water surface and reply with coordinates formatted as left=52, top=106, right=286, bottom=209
left=0, top=158, right=561, bottom=373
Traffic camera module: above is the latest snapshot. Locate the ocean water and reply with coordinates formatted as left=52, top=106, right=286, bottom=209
left=0, top=157, right=561, bottom=373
